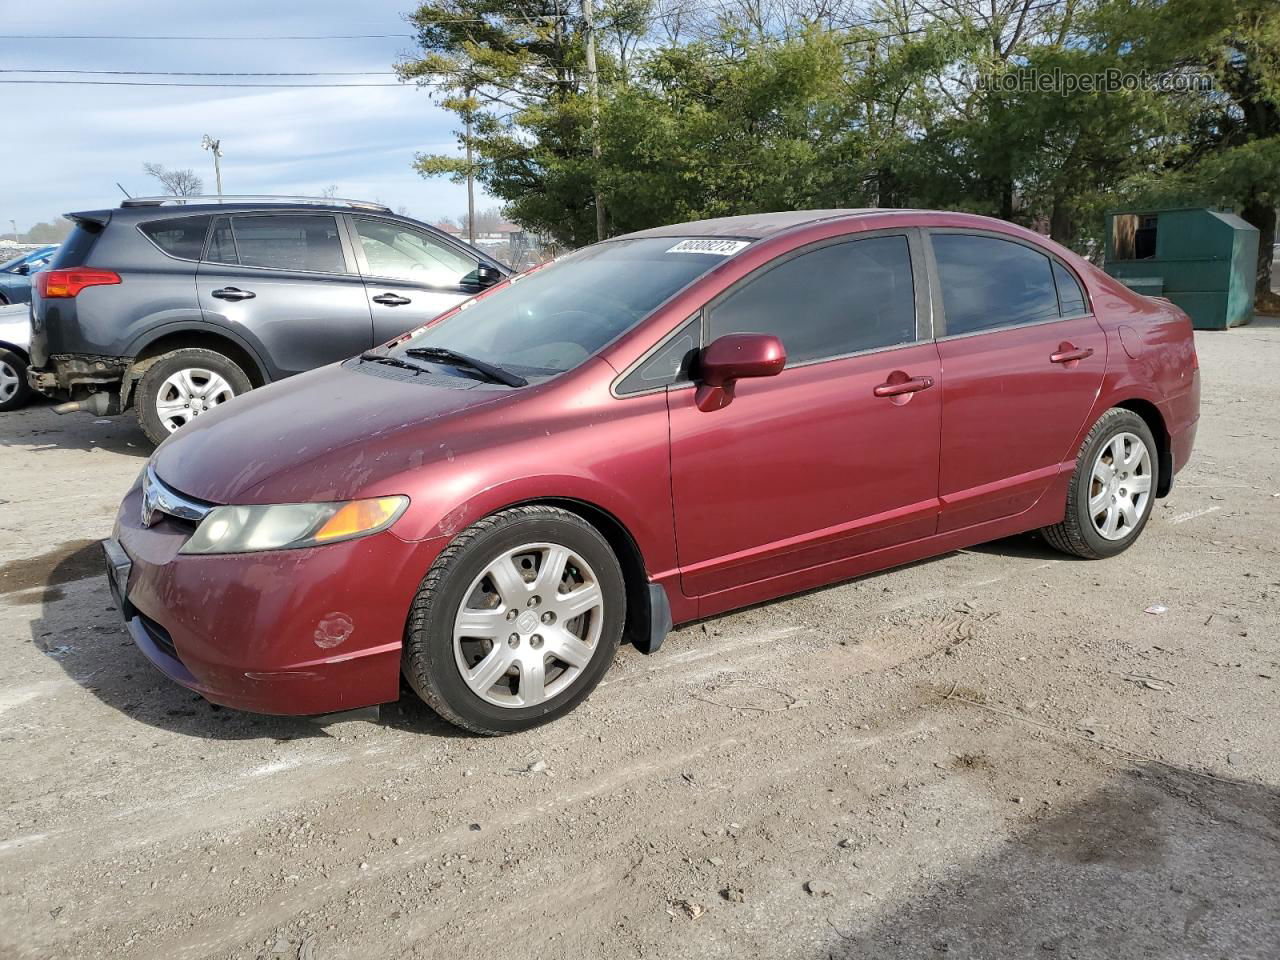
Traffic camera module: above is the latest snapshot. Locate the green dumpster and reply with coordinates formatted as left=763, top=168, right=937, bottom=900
left=1103, top=206, right=1258, bottom=329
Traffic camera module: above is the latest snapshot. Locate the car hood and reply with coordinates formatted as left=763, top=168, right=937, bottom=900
left=151, top=360, right=516, bottom=505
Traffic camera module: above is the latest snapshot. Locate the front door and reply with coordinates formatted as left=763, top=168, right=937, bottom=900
left=197, top=213, right=373, bottom=378
left=668, top=233, right=943, bottom=599
left=928, top=231, right=1108, bottom=531
left=347, top=216, right=483, bottom=344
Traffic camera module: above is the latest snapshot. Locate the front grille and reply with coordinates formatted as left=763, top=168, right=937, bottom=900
left=138, top=614, right=182, bottom=664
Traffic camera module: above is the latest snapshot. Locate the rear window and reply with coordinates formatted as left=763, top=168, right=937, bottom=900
left=139, top=215, right=212, bottom=261
left=51, top=221, right=104, bottom=268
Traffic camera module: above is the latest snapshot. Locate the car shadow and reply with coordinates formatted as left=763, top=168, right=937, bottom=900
left=819, top=763, right=1280, bottom=958
left=21, top=540, right=474, bottom=741
left=0, top=400, right=151, bottom=458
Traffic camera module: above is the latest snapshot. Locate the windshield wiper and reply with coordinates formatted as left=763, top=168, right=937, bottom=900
left=404, top=347, right=528, bottom=388
left=359, top=350, right=430, bottom=374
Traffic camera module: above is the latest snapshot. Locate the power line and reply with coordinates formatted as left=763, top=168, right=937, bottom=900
left=0, top=69, right=398, bottom=76
left=0, top=79, right=417, bottom=88
left=0, top=33, right=418, bottom=40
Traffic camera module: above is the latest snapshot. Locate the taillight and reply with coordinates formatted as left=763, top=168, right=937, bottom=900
left=36, top=267, right=121, bottom=299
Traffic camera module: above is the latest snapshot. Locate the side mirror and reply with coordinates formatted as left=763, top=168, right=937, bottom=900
left=15, top=264, right=30, bottom=276
left=474, top=263, right=502, bottom=288
left=695, top=333, right=785, bottom=411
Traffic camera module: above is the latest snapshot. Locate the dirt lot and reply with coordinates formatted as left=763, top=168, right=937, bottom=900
left=1, top=321, right=1277, bottom=960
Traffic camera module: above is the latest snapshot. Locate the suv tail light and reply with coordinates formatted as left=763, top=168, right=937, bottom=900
left=36, top=267, right=121, bottom=299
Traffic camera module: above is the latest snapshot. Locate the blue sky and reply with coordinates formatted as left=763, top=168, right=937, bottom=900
left=0, top=0, right=490, bottom=232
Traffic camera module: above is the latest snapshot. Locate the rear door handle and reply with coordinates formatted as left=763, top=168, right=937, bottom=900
left=372, top=293, right=412, bottom=306
left=873, top=375, right=934, bottom=398
left=1050, top=345, right=1094, bottom=364
left=211, top=287, right=255, bottom=302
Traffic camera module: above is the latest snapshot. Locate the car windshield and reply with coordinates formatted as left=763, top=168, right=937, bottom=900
left=389, top=236, right=747, bottom=378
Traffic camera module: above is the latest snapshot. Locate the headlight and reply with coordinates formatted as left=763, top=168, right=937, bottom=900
left=179, top=496, right=409, bottom=555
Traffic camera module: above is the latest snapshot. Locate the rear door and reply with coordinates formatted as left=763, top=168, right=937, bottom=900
left=196, top=213, right=373, bottom=378
left=665, top=231, right=943, bottom=598
left=346, top=216, right=485, bottom=343
left=928, top=231, right=1107, bottom=532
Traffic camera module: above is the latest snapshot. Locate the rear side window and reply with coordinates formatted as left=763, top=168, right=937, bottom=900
left=1053, top=260, right=1088, bottom=315
left=708, top=235, right=917, bottom=365
left=226, top=214, right=346, bottom=274
left=139, top=215, right=211, bottom=261
left=932, top=234, right=1060, bottom=336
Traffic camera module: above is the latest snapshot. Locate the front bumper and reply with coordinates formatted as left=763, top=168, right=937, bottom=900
left=109, top=481, right=439, bottom=716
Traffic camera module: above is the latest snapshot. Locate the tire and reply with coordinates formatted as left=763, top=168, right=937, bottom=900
left=0, top=347, right=32, bottom=412
left=403, top=505, right=626, bottom=735
left=0, top=293, right=10, bottom=306
left=1041, top=408, right=1159, bottom=559
left=135, top=347, right=252, bottom=445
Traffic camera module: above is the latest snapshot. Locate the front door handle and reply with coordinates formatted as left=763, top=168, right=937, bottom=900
left=211, top=286, right=255, bottom=302
left=873, top=374, right=934, bottom=398
left=1050, top=344, right=1094, bottom=365
left=372, top=293, right=412, bottom=306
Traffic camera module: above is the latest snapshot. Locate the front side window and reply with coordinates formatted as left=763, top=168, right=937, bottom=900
left=354, top=218, right=478, bottom=286
left=707, top=235, right=917, bottom=366
left=391, top=237, right=733, bottom=379
left=140, top=215, right=211, bottom=261
left=227, top=214, right=346, bottom=274
left=932, top=233, right=1061, bottom=336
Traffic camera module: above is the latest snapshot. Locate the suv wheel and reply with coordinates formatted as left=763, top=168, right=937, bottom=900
left=1041, top=408, right=1159, bottom=559
left=403, top=506, right=626, bottom=735
left=0, top=348, right=32, bottom=412
left=135, top=348, right=252, bottom=444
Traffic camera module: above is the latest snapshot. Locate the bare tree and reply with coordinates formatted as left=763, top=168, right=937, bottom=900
left=142, top=163, right=204, bottom=197
left=458, top=206, right=507, bottom=235
left=320, top=184, right=340, bottom=198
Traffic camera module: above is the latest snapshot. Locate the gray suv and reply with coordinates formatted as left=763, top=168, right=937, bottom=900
left=28, top=196, right=509, bottom=443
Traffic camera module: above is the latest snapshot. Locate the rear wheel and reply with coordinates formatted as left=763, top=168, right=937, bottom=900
left=0, top=348, right=32, bottom=411
left=135, top=348, right=251, bottom=445
left=1041, top=408, right=1158, bottom=559
left=403, top=506, right=625, bottom=735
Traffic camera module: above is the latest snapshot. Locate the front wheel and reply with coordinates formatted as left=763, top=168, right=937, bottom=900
left=1041, top=408, right=1159, bottom=559
left=135, top=348, right=252, bottom=445
left=403, top=506, right=626, bottom=735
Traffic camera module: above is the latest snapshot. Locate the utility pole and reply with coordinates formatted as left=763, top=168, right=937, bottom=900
left=201, top=135, right=223, bottom=196
left=464, top=87, right=476, bottom=245
left=9, top=220, right=17, bottom=243
left=582, top=0, right=605, bottom=241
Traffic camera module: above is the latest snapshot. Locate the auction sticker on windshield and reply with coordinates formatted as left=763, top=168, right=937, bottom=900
left=665, top=239, right=751, bottom=256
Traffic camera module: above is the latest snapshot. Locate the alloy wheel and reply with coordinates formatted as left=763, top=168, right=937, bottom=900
left=452, top=542, right=605, bottom=708
left=1088, top=431, right=1153, bottom=540
left=155, top=368, right=235, bottom=433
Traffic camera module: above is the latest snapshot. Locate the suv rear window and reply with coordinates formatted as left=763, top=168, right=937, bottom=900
left=140, top=215, right=211, bottom=261
left=51, top=220, right=104, bottom=268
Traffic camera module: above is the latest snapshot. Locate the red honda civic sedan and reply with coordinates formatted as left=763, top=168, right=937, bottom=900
left=105, top=209, right=1200, bottom=734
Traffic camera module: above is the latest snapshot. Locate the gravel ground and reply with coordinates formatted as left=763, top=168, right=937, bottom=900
left=1, top=320, right=1277, bottom=960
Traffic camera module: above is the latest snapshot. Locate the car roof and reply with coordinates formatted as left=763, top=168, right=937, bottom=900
left=615, top=209, right=901, bottom=241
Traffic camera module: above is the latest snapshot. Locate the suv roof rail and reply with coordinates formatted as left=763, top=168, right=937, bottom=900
left=119, top=195, right=393, bottom=212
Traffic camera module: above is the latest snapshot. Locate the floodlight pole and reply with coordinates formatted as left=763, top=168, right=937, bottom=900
left=201, top=135, right=224, bottom=196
